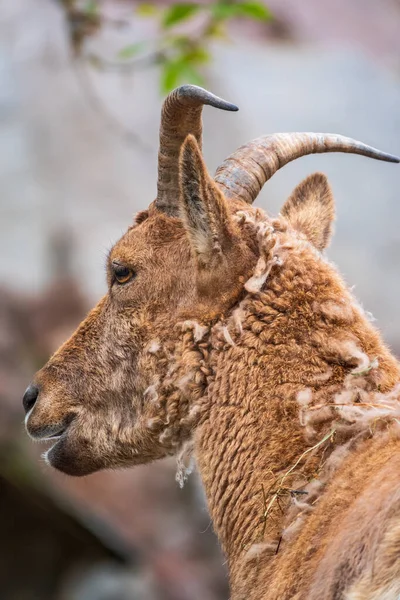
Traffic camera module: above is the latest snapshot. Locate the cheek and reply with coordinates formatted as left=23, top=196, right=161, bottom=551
left=136, top=262, right=196, bottom=312
left=79, top=402, right=170, bottom=465
left=73, top=402, right=137, bottom=456
left=105, top=364, right=137, bottom=395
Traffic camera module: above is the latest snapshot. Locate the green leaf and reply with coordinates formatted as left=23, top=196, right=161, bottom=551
left=162, top=3, right=201, bottom=28
left=161, top=56, right=205, bottom=92
left=117, top=42, right=146, bottom=60
left=211, top=2, right=240, bottom=21
left=236, top=2, right=273, bottom=21
left=161, top=60, right=182, bottom=92
left=136, top=3, right=159, bottom=17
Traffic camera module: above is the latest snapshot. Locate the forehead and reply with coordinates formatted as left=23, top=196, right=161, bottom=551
left=109, top=211, right=186, bottom=266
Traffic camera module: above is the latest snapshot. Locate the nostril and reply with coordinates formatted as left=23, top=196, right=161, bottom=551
left=23, top=384, right=39, bottom=414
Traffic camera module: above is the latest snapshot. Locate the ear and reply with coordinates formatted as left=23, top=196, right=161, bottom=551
left=179, top=134, right=234, bottom=265
left=281, top=172, right=335, bottom=251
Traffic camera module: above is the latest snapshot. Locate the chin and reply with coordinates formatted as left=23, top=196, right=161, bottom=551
left=45, top=436, right=105, bottom=477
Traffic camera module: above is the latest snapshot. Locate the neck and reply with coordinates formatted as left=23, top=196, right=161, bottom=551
left=194, top=240, right=400, bottom=576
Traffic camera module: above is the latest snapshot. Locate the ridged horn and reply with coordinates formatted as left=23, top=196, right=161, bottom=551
left=156, top=85, right=238, bottom=215
left=214, top=132, right=400, bottom=204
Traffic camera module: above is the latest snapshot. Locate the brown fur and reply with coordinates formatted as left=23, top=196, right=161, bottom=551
left=25, top=135, right=400, bottom=599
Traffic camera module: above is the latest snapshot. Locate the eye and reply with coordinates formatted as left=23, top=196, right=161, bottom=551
left=112, top=262, right=135, bottom=285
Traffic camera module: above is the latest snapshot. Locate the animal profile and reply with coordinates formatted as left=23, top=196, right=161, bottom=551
left=24, top=85, right=400, bottom=599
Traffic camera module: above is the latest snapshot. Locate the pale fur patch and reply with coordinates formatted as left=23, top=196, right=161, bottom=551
left=351, top=357, right=379, bottom=377
left=245, top=255, right=283, bottom=293
left=282, top=479, right=323, bottom=543
left=182, top=320, right=208, bottom=342
left=234, top=210, right=259, bottom=226
left=316, top=338, right=378, bottom=376
left=186, top=403, right=202, bottom=420
left=244, top=542, right=277, bottom=562
left=297, top=388, right=334, bottom=438
left=231, top=305, right=246, bottom=335
left=345, top=579, right=400, bottom=600
left=146, top=340, right=160, bottom=354
left=175, top=440, right=195, bottom=488
left=292, top=496, right=314, bottom=512
left=340, top=340, right=373, bottom=374
left=146, top=417, right=159, bottom=430
left=176, top=371, right=194, bottom=391
left=222, top=325, right=236, bottom=347
left=297, top=388, right=313, bottom=427
left=297, top=388, right=313, bottom=407
left=321, top=439, right=353, bottom=480
left=317, top=299, right=354, bottom=322
left=334, top=382, right=400, bottom=427
left=282, top=515, right=306, bottom=542
left=159, top=428, right=173, bottom=445
left=312, top=368, right=333, bottom=383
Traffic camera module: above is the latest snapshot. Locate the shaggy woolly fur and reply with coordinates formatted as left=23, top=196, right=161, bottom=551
left=25, top=128, right=400, bottom=598
left=193, top=205, right=400, bottom=599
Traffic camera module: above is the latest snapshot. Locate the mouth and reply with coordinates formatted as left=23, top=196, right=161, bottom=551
left=42, top=426, right=67, bottom=441
left=40, top=423, right=74, bottom=469
left=42, top=433, right=65, bottom=462
left=25, top=412, right=75, bottom=445
left=26, top=414, right=100, bottom=477
left=37, top=429, right=70, bottom=465
left=45, top=428, right=103, bottom=477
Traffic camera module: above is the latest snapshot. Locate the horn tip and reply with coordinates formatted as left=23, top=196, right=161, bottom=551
left=175, top=84, right=239, bottom=112
left=379, top=152, right=400, bottom=164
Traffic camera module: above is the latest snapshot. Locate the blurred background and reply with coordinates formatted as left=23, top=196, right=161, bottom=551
left=0, top=1, right=399, bottom=598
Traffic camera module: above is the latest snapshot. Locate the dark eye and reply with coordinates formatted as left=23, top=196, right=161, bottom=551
left=112, top=262, right=135, bottom=285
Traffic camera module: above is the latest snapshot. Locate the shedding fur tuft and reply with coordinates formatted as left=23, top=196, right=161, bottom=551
left=175, top=440, right=195, bottom=488
left=231, top=305, right=246, bottom=335
left=147, top=339, right=161, bottom=354
left=182, top=320, right=209, bottom=342
left=244, top=542, right=277, bottom=562
left=222, top=325, right=236, bottom=347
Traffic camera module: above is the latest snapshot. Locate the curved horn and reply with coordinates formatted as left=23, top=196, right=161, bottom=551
left=156, top=85, right=238, bottom=215
left=214, top=133, right=400, bottom=204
